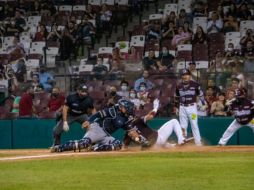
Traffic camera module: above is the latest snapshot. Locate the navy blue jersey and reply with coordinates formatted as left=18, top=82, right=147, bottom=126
left=65, top=93, right=94, bottom=116
left=88, top=105, right=134, bottom=134
left=175, top=80, right=205, bottom=105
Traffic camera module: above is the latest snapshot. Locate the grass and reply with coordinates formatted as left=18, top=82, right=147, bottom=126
left=0, top=152, right=254, bottom=190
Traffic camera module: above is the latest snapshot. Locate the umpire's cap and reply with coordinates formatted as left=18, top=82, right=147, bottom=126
left=181, top=69, right=191, bottom=76
left=118, top=98, right=135, bottom=115
left=77, top=84, right=88, bottom=92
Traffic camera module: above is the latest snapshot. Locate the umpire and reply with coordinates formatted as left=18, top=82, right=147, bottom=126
left=52, top=84, right=95, bottom=146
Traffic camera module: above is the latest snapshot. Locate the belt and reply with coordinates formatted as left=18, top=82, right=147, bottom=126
left=180, top=103, right=195, bottom=107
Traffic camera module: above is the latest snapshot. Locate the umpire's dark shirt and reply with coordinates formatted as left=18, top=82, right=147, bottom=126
left=66, top=93, right=94, bottom=116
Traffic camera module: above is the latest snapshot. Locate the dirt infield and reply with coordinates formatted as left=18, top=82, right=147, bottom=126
left=0, top=146, right=254, bottom=161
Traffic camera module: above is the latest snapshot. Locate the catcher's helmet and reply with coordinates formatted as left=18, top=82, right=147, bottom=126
left=118, top=98, right=135, bottom=115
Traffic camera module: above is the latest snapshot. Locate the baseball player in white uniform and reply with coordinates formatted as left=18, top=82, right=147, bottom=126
left=218, top=89, right=254, bottom=146
left=175, top=69, right=206, bottom=146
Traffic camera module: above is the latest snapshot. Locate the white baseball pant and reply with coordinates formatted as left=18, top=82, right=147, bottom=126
left=179, top=103, right=202, bottom=145
left=218, top=119, right=254, bottom=145
left=155, top=119, right=185, bottom=146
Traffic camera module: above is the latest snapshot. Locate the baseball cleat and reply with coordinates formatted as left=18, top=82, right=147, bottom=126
left=164, top=143, right=176, bottom=148
left=178, top=137, right=194, bottom=145
left=50, top=145, right=60, bottom=153
left=184, top=137, right=194, bottom=143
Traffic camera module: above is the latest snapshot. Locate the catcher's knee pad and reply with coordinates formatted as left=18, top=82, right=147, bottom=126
left=58, top=140, right=76, bottom=152
left=93, top=139, right=122, bottom=152
left=78, top=137, right=92, bottom=150
left=111, top=139, right=122, bottom=150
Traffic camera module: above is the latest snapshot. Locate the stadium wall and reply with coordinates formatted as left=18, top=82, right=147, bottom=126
left=0, top=117, right=253, bottom=149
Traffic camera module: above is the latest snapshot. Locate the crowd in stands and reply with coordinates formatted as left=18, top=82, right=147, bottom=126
left=0, top=0, right=254, bottom=120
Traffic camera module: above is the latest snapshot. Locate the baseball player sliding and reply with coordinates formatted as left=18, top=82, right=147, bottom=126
left=123, top=99, right=192, bottom=149
left=174, top=69, right=206, bottom=146
left=218, top=89, right=254, bottom=146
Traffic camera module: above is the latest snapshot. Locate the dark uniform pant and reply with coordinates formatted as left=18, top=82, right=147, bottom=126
left=53, top=114, right=89, bottom=146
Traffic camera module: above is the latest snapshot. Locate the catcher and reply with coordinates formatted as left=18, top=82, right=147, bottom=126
left=123, top=99, right=192, bottom=149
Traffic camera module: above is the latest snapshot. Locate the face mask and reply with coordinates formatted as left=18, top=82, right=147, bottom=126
left=121, top=85, right=127, bottom=91
left=11, top=21, right=15, bottom=25
left=79, top=92, right=87, bottom=99
left=228, top=48, right=233, bottom=52
left=110, top=91, right=116, bottom=96
left=140, top=87, right=146, bottom=91
left=40, top=69, right=45, bottom=73
left=29, top=92, right=34, bottom=98
left=130, top=93, right=135, bottom=98
left=162, top=50, right=168, bottom=55
left=52, top=93, right=59, bottom=97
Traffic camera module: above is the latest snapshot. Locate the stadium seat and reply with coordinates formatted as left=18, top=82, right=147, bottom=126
left=193, top=17, right=208, bottom=33
left=178, top=0, right=192, bottom=13
left=101, top=0, right=115, bottom=10
left=225, top=32, right=241, bottom=50
left=79, top=64, right=94, bottom=75
left=148, top=14, right=163, bottom=22
left=240, top=20, right=254, bottom=37
left=47, top=41, right=60, bottom=48
left=115, top=0, right=129, bottom=6
left=31, top=41, right=46, bottom=50
left=27, top=16, right=41, bottom=26
left=177, top=44, right=192, bottom=61
left=59, top=5, right=72, bottom=15
left=72, top=5, right=86, bottom=18
left=88, top=0, right=101, bottom=13
left=98, top=47, right=113, bottom=59
left=26, top=59, right=40, bottom=70
left=163, top=4, right=178, bottom=16
left=130, top=35, right=145, bottom=58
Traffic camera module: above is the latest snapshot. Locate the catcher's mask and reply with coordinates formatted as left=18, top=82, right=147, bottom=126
left=118, top=98, right=135, bottom=116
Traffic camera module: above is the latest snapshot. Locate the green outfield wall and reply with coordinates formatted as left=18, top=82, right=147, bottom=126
left=0, top=117, right=253, bottom=149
